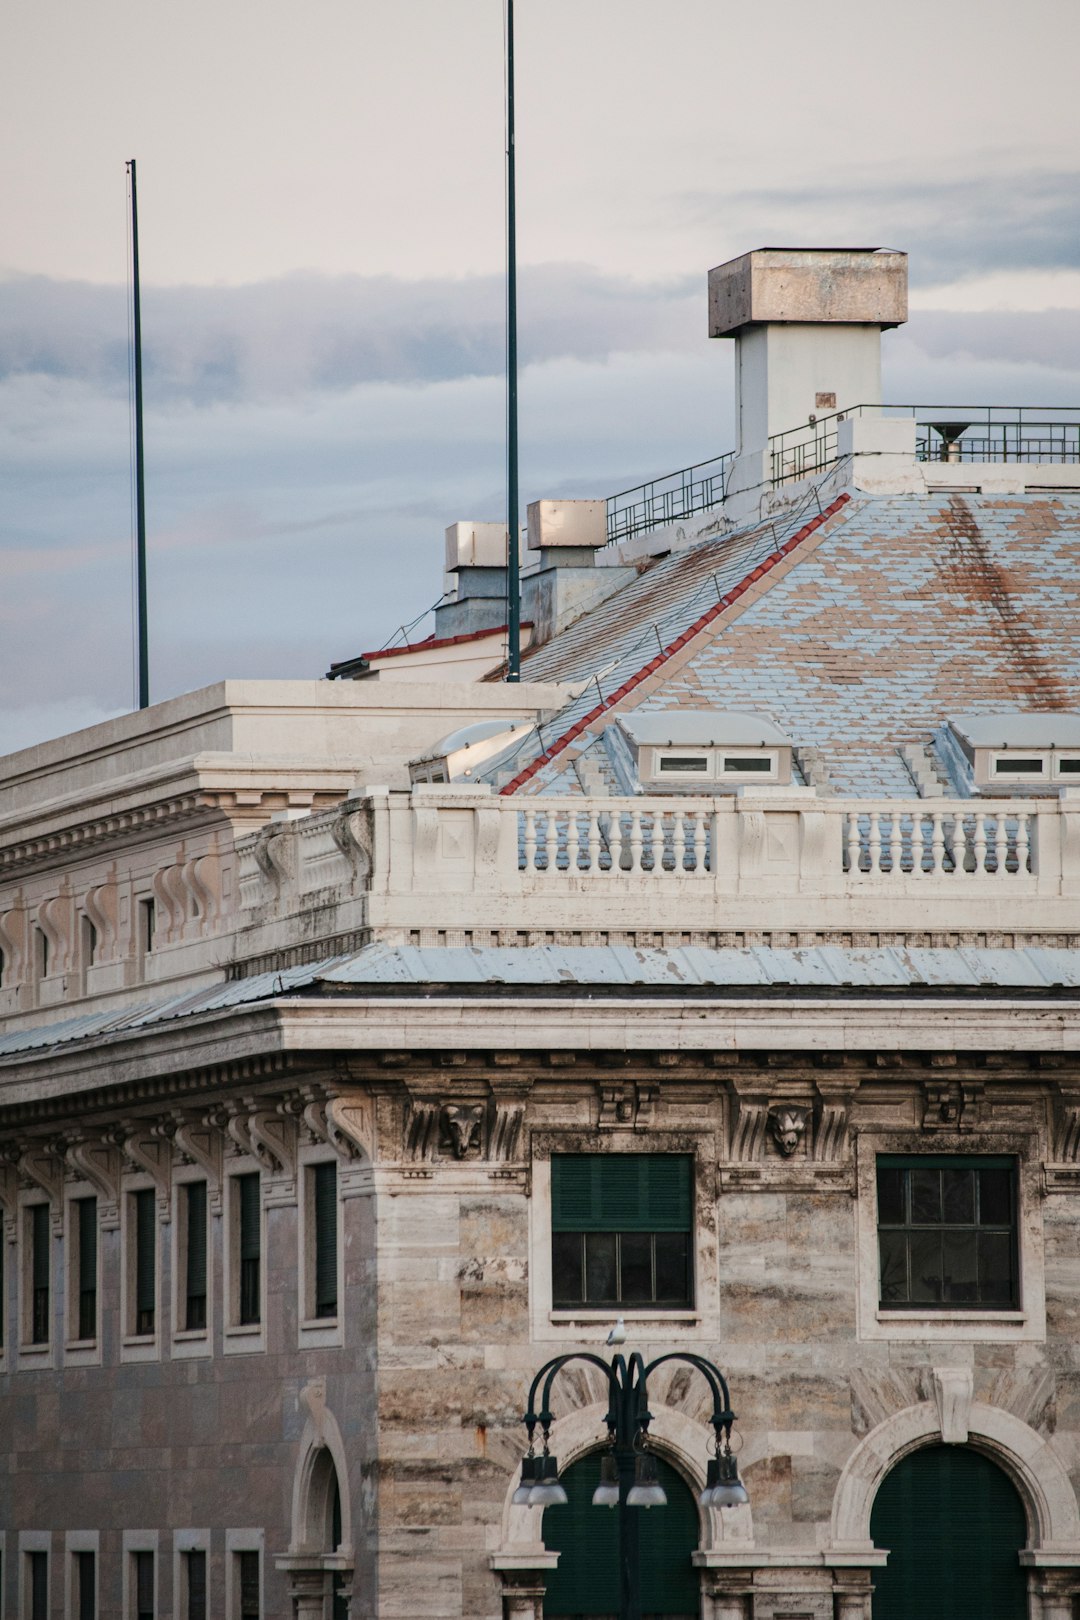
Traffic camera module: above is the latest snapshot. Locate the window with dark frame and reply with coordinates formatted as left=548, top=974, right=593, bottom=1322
left=238, top=1550, right=261, bottom=1620
left=184, top=1181, right=208, bottom=1332
left=551, top=1154, right=694, bottom=1311
left=237, top=1172, right=261, bottom=1326
left=877, top=1155, right=1018, bottom=1310
left=75, top=1549, right=95, bottom=1620
left=133, top=1551, right=154, bottom=1620
left=30, top=1202, right=50, bottom=1344
left=133, top=1189, right=156, bottom=1335
left=29, top=1550, right=48, bottom=1620
left=184, top=1549, right=207, bottom=1620
left=312, top=1163, right=338, bottom=1320
left=76, top=1196, right=98, bottom=1341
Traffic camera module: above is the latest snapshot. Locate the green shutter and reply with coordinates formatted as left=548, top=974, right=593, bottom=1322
left=239, top=1174, right=260, bottom=1260
left=135, top=1189, right=156, bottom=1320
left=542, top=1452, right=699, bottom=1617
left=878, top=1154, right=1014, bottom=1170
left=32, top=1203, right=50, bottom=1288
left=314, top=1163, right=338, bottom=1317
left=551, top=1156, right=692, bottom=1234
left=78, top=1197, right=97, bottom=1338
left=185, top=1182, right=207, bottom=1323
left=871, top=1445, right=1027, bottom=1620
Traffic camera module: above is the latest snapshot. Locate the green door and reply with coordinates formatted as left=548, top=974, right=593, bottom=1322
left=870, top=1445, right=1027, bottom=1620
left=542, top=1451, right=700, bottom=1618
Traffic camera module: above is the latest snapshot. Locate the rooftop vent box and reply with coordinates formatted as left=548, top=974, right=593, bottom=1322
left=409, top=719, right=535, bottom=785
left=940, top=713, right=1080, bottom=793
left=617, top=711, right=793, bottom=789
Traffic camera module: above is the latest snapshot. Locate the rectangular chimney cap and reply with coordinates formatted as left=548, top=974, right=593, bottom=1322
left=709, top=247, right=908, bottom=337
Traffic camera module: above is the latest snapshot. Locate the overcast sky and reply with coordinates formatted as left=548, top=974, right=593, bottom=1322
left=2, top=0, right=1079, bottom=755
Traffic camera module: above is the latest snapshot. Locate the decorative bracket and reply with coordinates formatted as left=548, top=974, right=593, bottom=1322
left=921, top=1079, right=984, bottom=1131
left=932, top=1365, right=973, bottom=1444
left=597, top=1081, right=658, bottom=1132
left=64, top=1136, right=122, bottom=1230
left=118, top=1127, right=172, bottom=1218
left=727, top=1088, right=769, bottom=1162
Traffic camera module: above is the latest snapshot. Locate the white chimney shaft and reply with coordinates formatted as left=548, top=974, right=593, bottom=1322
left=709, top=248, right=908, bottom=491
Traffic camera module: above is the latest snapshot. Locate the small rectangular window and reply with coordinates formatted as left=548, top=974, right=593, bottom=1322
left=81, top=914, right=98, bottom=972
left=133, top=1190, right=156, bottom=1336
left=551, top=1155, right=693, bottom=1310
left=30, top=1203, right=50, bottom=1344
left=657, top=756, right=709, bottom=773
left=238, top=1174, right=261, bottom=1326
left=722, top=755, right=773, bottom=772
left=993, top=756, right=1045, bottom=775
left=29, top=1550, right=48, bottom=1620
left=76, top=1197, right=98, bottom=1341
left=35, top=929, right=49, bottom=981
left=75, top=1550, right=95, bottom=1620
left=877, top=1155, right=1018, bottom=1310
left=184, top=1183, right=208, bottom=1332
left=132, top=1551, right=154, bottom=1620
left=313, top=1164, right=338, bottom=1320
left=237, top=1550, right=260, bottom=1620
left=139, top=898, right=156, bottom=954
left=184, top=1550, right=207, bottom=1620
left=1057, top=757, right=1080, bottom=775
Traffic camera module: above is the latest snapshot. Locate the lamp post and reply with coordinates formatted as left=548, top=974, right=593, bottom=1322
left=513, top=1348, right=748, bottom=1620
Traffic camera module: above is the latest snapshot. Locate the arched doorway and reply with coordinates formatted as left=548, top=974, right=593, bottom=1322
left=870, top=1445, right=1027, bottom=1619
left=542, top=1452, right=700, bottom=1618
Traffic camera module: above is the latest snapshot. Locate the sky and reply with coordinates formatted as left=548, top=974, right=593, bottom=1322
left=2, top=0, right=1079, bottom=755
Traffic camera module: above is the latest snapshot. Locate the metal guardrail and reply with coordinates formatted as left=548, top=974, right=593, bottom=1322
left=605, top=451, right=734, bottom=546
left=607, top=407, right=1080, bottom=543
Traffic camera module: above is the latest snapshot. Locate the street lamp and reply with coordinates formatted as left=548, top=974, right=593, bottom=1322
left=515, top=1347, right=748, bottom=1620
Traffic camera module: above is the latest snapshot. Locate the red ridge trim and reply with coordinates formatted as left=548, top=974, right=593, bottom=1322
left=499, top=494, right=851, bottom=795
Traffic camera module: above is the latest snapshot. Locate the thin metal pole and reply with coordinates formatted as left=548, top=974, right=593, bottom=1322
left=128, top=159, right=149, bottom=709
left=505, top=0, right=521, bottom=681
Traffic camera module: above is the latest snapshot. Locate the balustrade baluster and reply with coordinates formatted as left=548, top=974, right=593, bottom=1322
left=929, top=811, right=945, bottom=874
left=845, top=813, right=861, bottom=874
left=972, top=812, right=987, bottom=875
left=1016, top=812, right=1032, bottom=875
left=610, top=810, right=626, bottom=873
left=674, top=810, right=689, bottom=873
left=523, top=809, right=536, bottom=873
left=567, top=809, right=580, bottom=875
left=629, top=809, right=643, bottom=873
left=867, top=811, right=882, bottom=875
left=888, top=813, right=903, bottom=875
left=993, top=813, right=1007, bottom=876
left=587, top=807, right=601, bottom=873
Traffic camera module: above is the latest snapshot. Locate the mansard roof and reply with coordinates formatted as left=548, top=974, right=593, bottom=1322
left=488, top=489, right=1080, bottom=798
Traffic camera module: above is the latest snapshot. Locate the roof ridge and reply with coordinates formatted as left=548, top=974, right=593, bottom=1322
left=499, top=493, right=852, bottom=794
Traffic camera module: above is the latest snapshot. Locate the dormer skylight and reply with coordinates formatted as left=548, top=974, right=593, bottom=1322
left=937, top=714, right=1080, bottom=794
left=617, top=711, right=794, bottom=789
left=409, top=719, right=536, bottom=785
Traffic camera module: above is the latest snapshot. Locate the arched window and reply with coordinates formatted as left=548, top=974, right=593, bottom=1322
left=870, top=1444, right=1027, bottom=1620
left=541, top=1451, right=700, bottom=1619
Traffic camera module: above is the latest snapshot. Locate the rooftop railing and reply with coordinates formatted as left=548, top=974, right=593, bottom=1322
left=606, top=407, right=1080, bottom=543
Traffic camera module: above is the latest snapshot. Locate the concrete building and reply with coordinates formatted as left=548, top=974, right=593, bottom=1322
left=1, top=247, right=1079, bottom=1620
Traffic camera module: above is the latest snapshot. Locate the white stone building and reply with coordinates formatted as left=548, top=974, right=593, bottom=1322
left=1, top=248, right=1080, bottom=1620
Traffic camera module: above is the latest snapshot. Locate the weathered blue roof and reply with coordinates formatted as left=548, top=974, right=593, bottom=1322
left=0, top=945, right=1075, bottom=1063
left=494, top=489, right=1080, bottom=798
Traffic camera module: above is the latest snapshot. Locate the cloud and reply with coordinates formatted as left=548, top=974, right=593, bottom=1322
left=0, top=266, right=700, bottom=404
left=675, top=170, right=1080, bottom=288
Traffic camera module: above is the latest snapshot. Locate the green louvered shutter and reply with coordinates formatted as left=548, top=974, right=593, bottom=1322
left=314, top=1163, right=338, bottom=1318
left=238, top=1173, right=261, bottom=1325
left=870, top=1445, right=1027, bottom=1620
left=77, top=1196, right=98, bottom=1340
left=551, top=1156, right=692, bottom=1233
left=542, top=1452, right=699, bottom=1617
left=134, top=1188, right=156, bottom=1332
left=185, top=1182, right=207, bottom=1331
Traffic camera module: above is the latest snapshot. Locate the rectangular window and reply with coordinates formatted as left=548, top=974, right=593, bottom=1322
left=313, top=1163, right=338, bottom=1320
left=139, top=899, right=156, bottom=955
left=76, top=1197, right=98, bottom=1341
left=658, top=756, right=709, bottom=773
left=75, top=1550, right=95, bottom=1620
left=184, top=1550, right=207, bottom=1620
left=30, top=1203, right=50, bottom=1344
left=238, top=1173, right=261, bottom=1326
left=132, top=1551, right=154, bottom=1620
left=237, top=1550, right=260, bottom=1620
left=877, top=1155, right=1018, bottom=1310
left=551, top=1155, right=693, bottom=1310
left=184, top=1182, right=208, bottom=1332
left=134, top=1190, right=156, bottom=1336
left=993, top=756, right=1046, bottom=776
left=723, top=755, right=773, bottom=772
left=28, top=1550, right=48, bottom=1620
left=81, top=914, right=98, bottom=971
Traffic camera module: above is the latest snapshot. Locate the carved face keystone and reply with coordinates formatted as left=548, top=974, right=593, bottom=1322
left=442, top=1104, right=485, bottom=1159
left=768, top=1106, right=808, bottom=1158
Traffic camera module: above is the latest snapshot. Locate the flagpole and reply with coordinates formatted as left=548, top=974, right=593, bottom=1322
left=505, top=0, right=521, bottom=681
left=128, top=159, right=150, bottom=709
